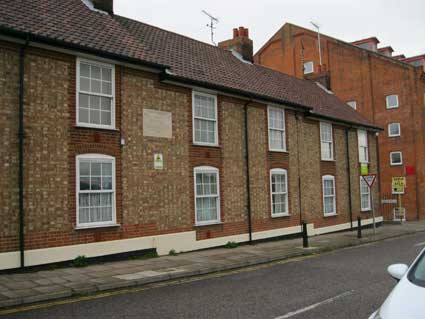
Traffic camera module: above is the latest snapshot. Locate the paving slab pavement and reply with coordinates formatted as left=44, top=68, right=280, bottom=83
left=1, top=221, right=425, bottom=309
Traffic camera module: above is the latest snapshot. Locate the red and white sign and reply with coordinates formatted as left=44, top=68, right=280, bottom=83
left=362, top=174, right=377, bottom=188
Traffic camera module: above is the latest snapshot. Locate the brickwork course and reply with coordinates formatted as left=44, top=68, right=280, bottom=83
left=0, top=0, right=383, bottom=270
left=254, top=23, right=425, bottom=221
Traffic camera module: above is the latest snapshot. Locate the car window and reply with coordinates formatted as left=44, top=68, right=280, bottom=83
left=408, top=252, right=425, bottom=288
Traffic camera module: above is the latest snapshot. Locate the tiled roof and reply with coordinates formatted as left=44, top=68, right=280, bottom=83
left=0, top=0, right=379, bottom=129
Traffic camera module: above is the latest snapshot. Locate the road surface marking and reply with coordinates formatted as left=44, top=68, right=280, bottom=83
left=273, top=290, right=354, bottom=319
left=414, top=242, right=425, bottom=247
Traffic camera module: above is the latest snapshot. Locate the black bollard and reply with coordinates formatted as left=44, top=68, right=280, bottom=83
left=357, top=217, right=362, bottom=239
left=302, top=221, right=309, bottom=248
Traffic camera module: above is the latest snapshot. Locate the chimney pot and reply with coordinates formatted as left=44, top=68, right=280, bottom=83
left=218, top=26, right=253, bottom=62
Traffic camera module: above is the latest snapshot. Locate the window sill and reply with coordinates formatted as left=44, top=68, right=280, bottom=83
left=324, top=213, right=338, bottom=217
left=390, top=163, right=403, bottom=166
left=194, top=221, right=223, bottom=227
left=321, top=159, right=335, bottom=162
left=74, top=125, right=119, bottom=132
left=269, top=149, right=288, bottom=153
left=75, top=223, right=121, bottom=230
left=192, top=143, right=221, bottom=148
left=271, top=213, right=291, bottom=218
left=388, top=135, right=400, bottom=138
left=361, top=209, right=372, bottom=213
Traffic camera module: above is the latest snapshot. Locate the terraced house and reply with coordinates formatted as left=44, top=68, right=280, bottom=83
left=0, top=0, right=382, bottom=270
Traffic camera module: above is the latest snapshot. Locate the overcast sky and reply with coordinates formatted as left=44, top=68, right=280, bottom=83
left=115, top=0, right=425, bottom=58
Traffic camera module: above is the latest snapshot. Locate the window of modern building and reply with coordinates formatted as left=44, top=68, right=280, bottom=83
left=270, top=169, right=289, bottom=217
left=320, top=122, right=334, bottom=160
left=194, top=166, right=220, bottom=225
left=358, top=130, right=368, bottom=163
left=303, top=61, right=314, bottom=74
left=390, top=151, right=403, bottom=166
left=347, top=101, right=357, bottom=110
left=193, top=91, right=218, bottom=146
left=77, top=59, right=115, bottom=129
left=268, top=106, right=286, bottom=151
left=360, top=177, right=371, bottom=211
left=388, top=123, right=401, bottom=137
left=386, top=94, right=399, bottom=109
left=77, top=154, right=116, bottom=228
left=322, top=175, right=336, bottom=216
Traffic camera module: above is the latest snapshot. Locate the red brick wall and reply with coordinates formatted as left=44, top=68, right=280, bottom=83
left=256, top=24, right=423, bottom=220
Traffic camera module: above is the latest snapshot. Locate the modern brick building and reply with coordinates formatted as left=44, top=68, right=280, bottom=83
left=0, top=1, right=381, bottom=270
left=255, top=23, right=425, bottom=221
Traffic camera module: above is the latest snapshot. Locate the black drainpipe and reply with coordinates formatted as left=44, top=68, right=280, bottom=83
left=345, top=128, right=353, bottom=230
left=19, top=39, right=29, bottom=269
left=244, top=100, right=253, bottom=243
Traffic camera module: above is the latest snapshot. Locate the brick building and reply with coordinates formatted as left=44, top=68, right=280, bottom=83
left=0, top=1, right=381, bottom=270
left=255, top=23, right=425, bottom=221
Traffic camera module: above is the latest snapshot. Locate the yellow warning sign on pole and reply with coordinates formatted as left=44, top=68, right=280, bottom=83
left=392, top=177, right=405, bottom=194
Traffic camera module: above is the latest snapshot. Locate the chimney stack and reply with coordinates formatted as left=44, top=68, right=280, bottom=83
left=92, top=0, right=113, bottom=14
left=218, top=26, right=253, bottom=62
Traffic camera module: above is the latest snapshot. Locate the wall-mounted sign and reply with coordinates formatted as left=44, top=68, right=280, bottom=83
left=143, top=109, right=172, bottom=138
left=362, top=174, right=376, bottom=188
left=360, top=163, right=368, bottom=176
left=154, top=153, right=163, bottom=170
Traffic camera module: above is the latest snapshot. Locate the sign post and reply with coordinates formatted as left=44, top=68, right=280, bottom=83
left=362, top=174, right=377, bottom=235
left=392, top=177, right=406, bottom=222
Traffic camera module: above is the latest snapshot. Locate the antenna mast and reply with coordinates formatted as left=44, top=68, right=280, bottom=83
left=310, top=21, right=322, bottom=66
left=202, top=10, right=219, bottom=45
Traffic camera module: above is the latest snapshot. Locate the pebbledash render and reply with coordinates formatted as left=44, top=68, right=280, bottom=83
left=0, top=0, right=382, bottom=270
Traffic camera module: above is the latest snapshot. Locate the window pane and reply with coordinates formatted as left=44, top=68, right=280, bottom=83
left=389, top=123, right=400, bottom=136
left=79, top=208, right=90, bottom=224
left=270, top=130, right=284, bottom=150
left=102, top=177, right=112, bottom=190
left=101, top=111, right=111, bottom=126
left=80, top=77, right=90, bottom=91
left=102, top=81, right=112, bottom=95
left=324, top=197, right=334, bottom=214
left=78, top=107, right=89, bottom=124
left=269, top=109, right=284, bottom=130
left=79, top=93, right=89, bottom=108
left=91, top=177, right=101, bottom=190
left=80, top=162, right=90, bottom=176
left=80, top=177, right=90, bottom=190
left=102, top=163, right=112, bottom=176
left=391, top=152, right=402, bottom=164
left=91, top=65, right=101, bottom=79
left=196, top=197, right=218, bottom=222
left=90, top=96, right=101, bottom=110
left=194, top=118, right=216, bottom=144
left=90, top=110, right=101, bottom=124
left=101, top=97, right=111, bottom=111
left=386, top=95, right=398, bottom=107
left=194, top=94, right=215, bottom=120
left=323, top=179, right=334, bottom=196
left=80, top=63, right=90, bottom=77
left=91, top=79, right=101, bottom=94
left=101, top=193, right=112, bottom=206
left=91, top=162, right=101, bottom=176
left=102, top=67, right=112, bottom=81
left=79, top=193, right=89, bottom=207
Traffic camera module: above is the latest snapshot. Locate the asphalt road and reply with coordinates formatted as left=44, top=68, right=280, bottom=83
left=3, top=233, right=425, bottom=319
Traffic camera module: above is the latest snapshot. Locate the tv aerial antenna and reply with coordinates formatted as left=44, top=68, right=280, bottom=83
left=202, top=10, right=219, bottom=45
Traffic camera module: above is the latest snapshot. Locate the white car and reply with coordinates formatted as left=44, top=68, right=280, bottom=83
left=369, top=248, right=425, bottom=319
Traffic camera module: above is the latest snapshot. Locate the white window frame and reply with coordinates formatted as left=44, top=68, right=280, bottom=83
left=386, top=94, right=399, bottom=109
left=267, top=106, right=286, bottom=152
left=192, top=91, right=219, bottom=146
left=388, top=123, right=401, bottom=137
left=270, top=168, right=289, bottom=217
left=76, top=154, right=117, bottom=228
left=357, top=130, right=369, bottom=163
left=322, top=175, right=336, bottom=216
left=193, top=166, right=221, bottom=226
left=390, top=151, right=403, bottom=166
left=347, top=101, right=357, bottom=110
left=320, top=122, right=334, bottom=161
left=76, top=58, right=116, bottom=130
left=303, top=61, right=314, bottom=74
left=360, top=177, right=371, bottom=211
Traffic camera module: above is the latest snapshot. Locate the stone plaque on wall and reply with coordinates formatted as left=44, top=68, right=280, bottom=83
left=143, top=109, right=172, bottom=138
